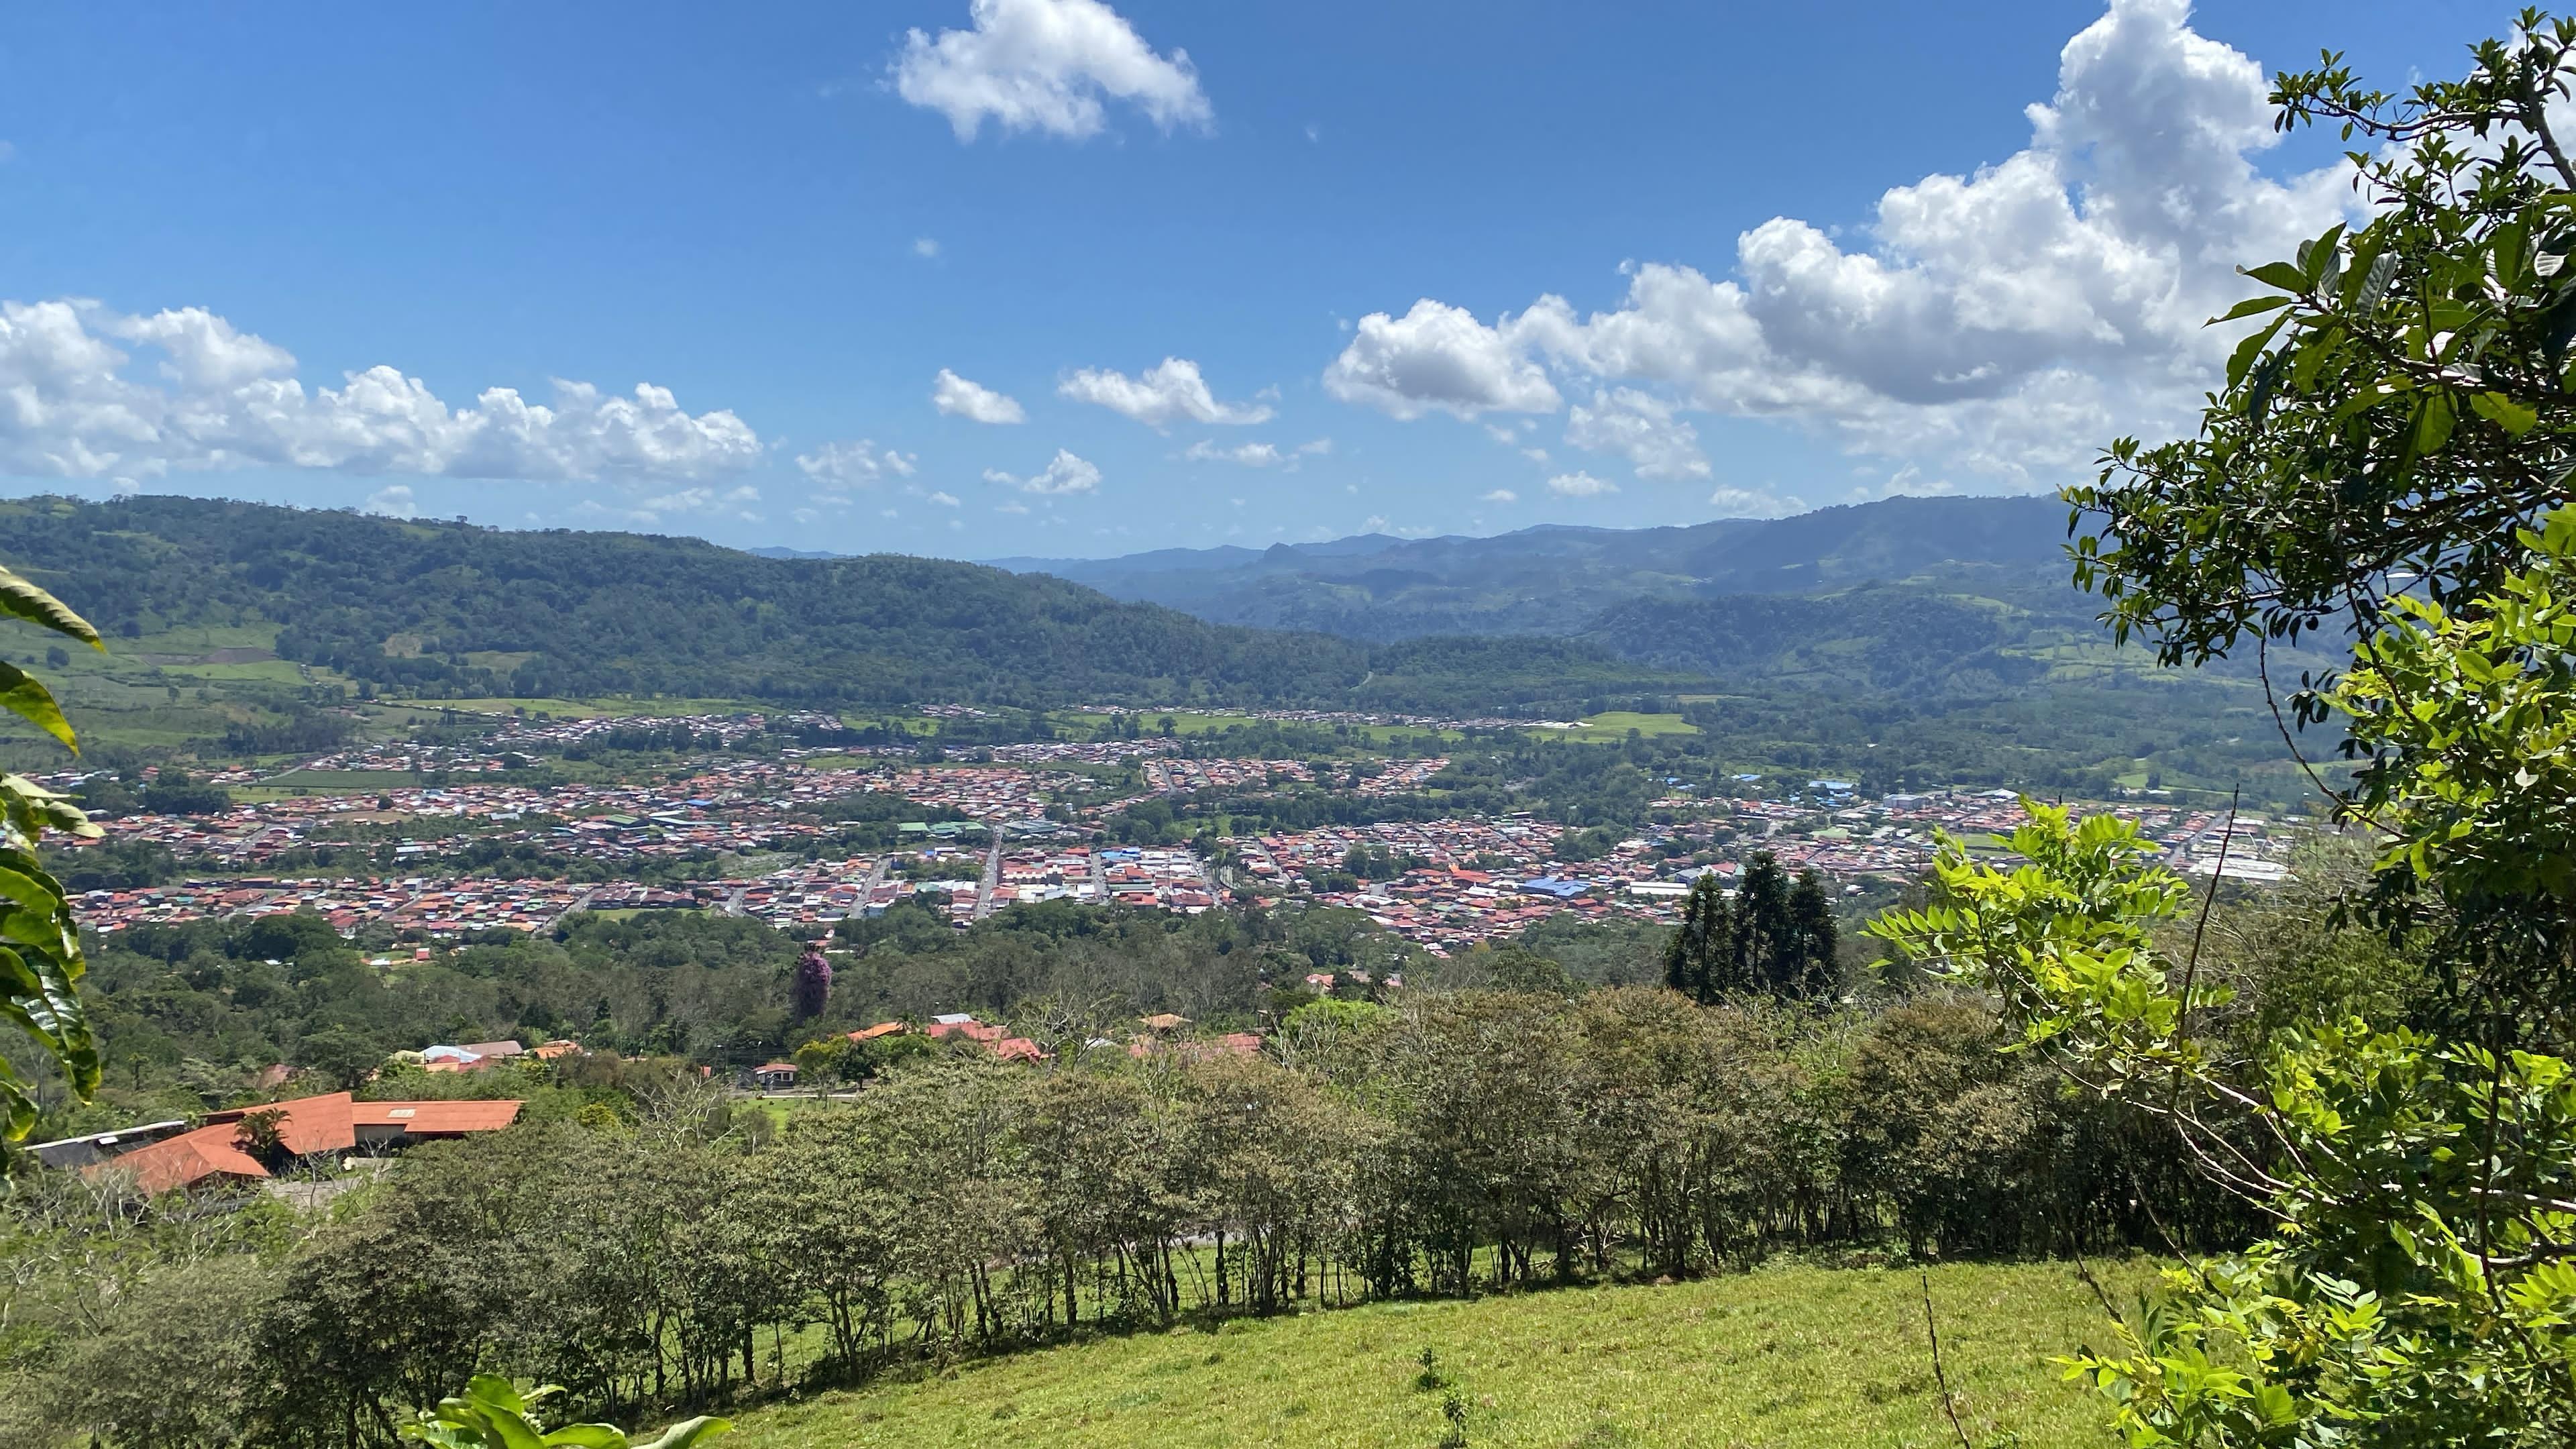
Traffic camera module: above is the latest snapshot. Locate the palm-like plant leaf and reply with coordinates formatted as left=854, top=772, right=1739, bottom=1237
left=0, top=565, right=101, bottom=648
left=630, top=1418, right=731, bottom=1449
left=0, top=661, right=75, bottom=753
left=0, top=556, right=97, bottom=1140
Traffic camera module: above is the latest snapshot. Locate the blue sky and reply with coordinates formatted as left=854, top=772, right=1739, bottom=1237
left=0, top=1, right=2494, bottom=559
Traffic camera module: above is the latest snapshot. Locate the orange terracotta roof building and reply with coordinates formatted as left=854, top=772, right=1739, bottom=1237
left=350, top=1099, right=525, bottom=1137
left=110, top=1127, right=270, bottom=1195
left=91, top=1091, right=523, bottom=1195
left=204, top=1091, right=358, bottom=1155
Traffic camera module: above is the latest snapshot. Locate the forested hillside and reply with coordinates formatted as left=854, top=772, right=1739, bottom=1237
left=992, top=495, right=2075, bottom=641
left=0, top=492, right=2314, bottom=800
left=0, top=496, right=1693, bottom=712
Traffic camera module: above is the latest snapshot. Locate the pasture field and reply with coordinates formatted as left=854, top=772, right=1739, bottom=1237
left=730, top=1258, right=2142, bottom=1449
left=1553, top=710, right=1702, bottom=742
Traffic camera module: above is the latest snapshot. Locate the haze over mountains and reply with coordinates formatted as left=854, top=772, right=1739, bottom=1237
left=0, top=495, right=1690, bottom=717
left=987, top=495, right=2074, bottom=640
left=979, top=495, right=2164, bottom=696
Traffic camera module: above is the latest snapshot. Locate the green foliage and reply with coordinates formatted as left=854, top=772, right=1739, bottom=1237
left=2024, top=21, right=2576, bottom=1442
left=12, top=989, right=2249, bottom=1445
left=1872, top=806, right=2576, bottom=1446
left=2074, top=21, right=2576, bottom=672
left=1663, top=875, right=1734, bottom=1002
left=402, top=1375, right=727, bottom=1449
left=2324, top=509, right=2576, bottom=1029
left=1662, top=855, right=1838, bottom=1005
left=0, top=494, right=1689, bottom=714
left=0, top=553, right=102, bottom=1140
left=721, top=1261, right=2153, bottom=1448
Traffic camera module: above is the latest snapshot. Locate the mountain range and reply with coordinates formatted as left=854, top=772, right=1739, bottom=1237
left=989, top=495, right=2075, bottom=641
left=982, top=495, right=2178, bottom=693
left=0, top=491, right=2320, bottom=801
left=0, top=494, right=1693, bottom=718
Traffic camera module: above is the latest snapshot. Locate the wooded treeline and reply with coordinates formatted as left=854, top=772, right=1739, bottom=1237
left=0, top=494, right=1693, bottom=713
left=6, top=987, right=2249, bottom=1447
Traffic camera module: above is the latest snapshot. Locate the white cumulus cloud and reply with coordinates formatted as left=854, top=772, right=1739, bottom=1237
left=1565, top=388, right=1709, bottom=480
left=1546, top=471, right=1617, bottom=498
left=1322, top=299, right=1562, bottom=420
left=989, top=447, right=1101, bottom=495
left=1322, top=0, right=2355, bottom=488
left=1060, top=357, right=1273, bottom=429
left=1184, top=439, right=1285, bottom=467
left=796, top=439, right=918, bottom=489
left=892, top=0, right=1212, bottom=142
left=1181, top=437, right=1330, bottom=469
left=362, top=484, right=417, bottom=519
left=1479, top=488, right=1517, bottom=504
left=932, top=368, right=1025, bottom=423
left=0, top=299, right=761, bottom=485
left=1709, top=485, right=1805, bottom=518
left=588, top=484, right=764, bottom=527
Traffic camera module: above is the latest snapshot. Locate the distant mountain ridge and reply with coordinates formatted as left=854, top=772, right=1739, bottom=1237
left=987, top=495, right=2075, bottom=644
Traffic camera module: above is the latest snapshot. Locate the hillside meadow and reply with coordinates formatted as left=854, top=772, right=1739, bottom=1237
left=731, top=1260, right=2148, bottom=1449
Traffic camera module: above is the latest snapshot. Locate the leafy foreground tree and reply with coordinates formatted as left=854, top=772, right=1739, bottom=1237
left=0, top=560, right=105, bottom=1140
left=403, top=1375, right=727, bottom=1449
left=1878, top=17, right=2576, bottom=1446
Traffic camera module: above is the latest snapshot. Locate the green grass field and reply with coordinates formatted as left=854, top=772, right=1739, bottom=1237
left=1552, top=711, right=1702, bottom=743
left=730, top=1260, right=2143, bottom=1449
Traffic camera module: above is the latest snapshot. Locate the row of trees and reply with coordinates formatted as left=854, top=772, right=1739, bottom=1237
left=1661, top=855, right=1839, bottom=1002
left=8, top=985, right=2261, bottom=1447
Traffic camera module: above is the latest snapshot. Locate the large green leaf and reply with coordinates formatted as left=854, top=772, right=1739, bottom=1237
left=0, top=565, right=100, bottom=649
left=0, top=850, right=97, bottom=1122
left=0, top=945, right=97, bottom=1110
left=2239, top=260, right=2310, bottom=292
left=0, top=773, right=99, bottom=843
left=0, top=661, right=74, bottom=753
left=0, top=1054, right=35, bottom=1140
left=631, top=1418, right=730, bottom=1449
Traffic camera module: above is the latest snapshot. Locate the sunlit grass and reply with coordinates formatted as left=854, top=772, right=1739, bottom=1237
left=1554, top=711, right=1701, bottom=742
left=731, top=1260, right=2142, bottom=1449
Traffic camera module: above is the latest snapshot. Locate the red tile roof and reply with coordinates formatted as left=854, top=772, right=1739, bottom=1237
left=98, top=1093, right=523, bottom=1193
left=350, top=1100, right=525, bottom=1134
left=205, top=1091, right=356, bottom=1155
left=106, top=1125, right=268, bottom=1195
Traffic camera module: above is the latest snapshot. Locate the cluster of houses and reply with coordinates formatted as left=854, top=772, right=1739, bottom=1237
left=1142, top=756, right=1314, bottom=792
left=42, top=709, right=2313, bottom=962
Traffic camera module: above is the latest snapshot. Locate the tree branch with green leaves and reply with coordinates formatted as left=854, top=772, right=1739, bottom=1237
left=0, top=561, right=105, bottom=1142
